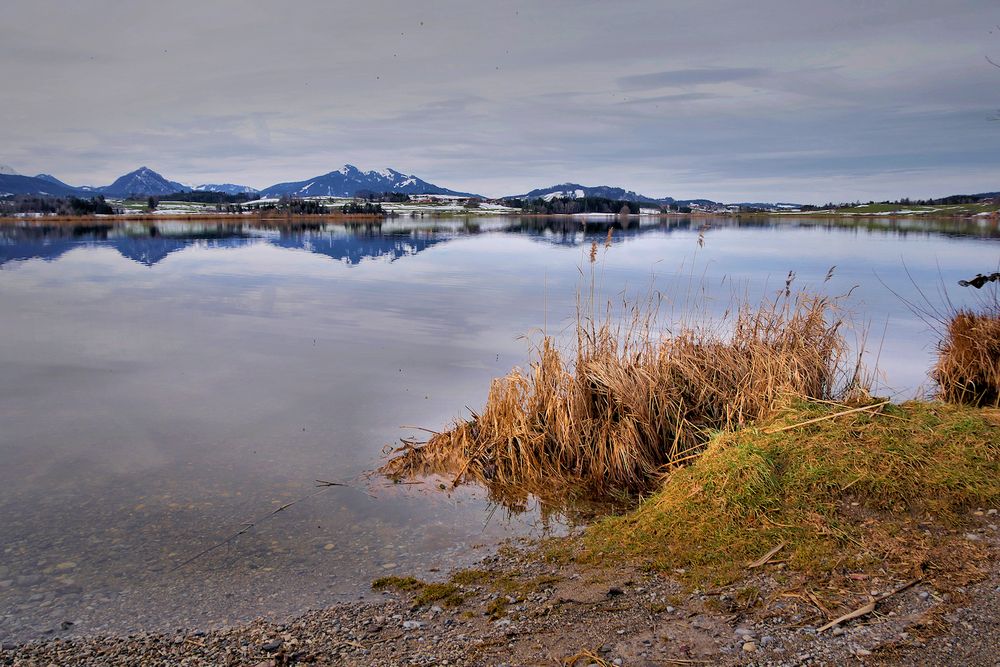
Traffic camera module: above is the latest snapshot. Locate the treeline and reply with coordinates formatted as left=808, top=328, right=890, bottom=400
left=0, top=195, right=119, bottom=216
left=503, top=197, right=644, bottom=214
left=354, top=191, right=411, bottom=202
left=281, top=197, right=326, bottom=214
left=925, top=192, right=999, bottom=205
left=158, top=191, right=256, bottom=204
left=798, top=192, right=1000, bottom=211
left=340, top=201, right=385, bottom=214
left=245, top=196, right=385, bottom=215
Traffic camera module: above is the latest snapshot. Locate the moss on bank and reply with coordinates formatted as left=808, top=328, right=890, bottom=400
left=372, top=568, right=564, bottom=614
left=372, top=576, right=468, bottom=607
left=585, top=400, right=1000, bottom=586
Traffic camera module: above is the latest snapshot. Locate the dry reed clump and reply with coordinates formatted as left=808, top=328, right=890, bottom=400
left=382, top=288, right=863, bottom=499
left=934, top=309, right=1000, bottom=407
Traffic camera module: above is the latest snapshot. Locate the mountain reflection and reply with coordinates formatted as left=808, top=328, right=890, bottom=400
left=0, top=221, right=451, bottom=267
left=0, top=218, right=665, bottom=268
left=1, top=215, right=997, bottom=268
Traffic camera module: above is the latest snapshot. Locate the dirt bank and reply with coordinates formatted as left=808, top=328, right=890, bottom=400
left=4, top=506, right=997, bottom=667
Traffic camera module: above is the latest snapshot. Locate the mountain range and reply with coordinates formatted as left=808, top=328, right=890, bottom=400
left=3, top=163, right=998, bottom=209
left=0, top=165, right=710, bottom=205
left=0, top=164, right=479, bottom=200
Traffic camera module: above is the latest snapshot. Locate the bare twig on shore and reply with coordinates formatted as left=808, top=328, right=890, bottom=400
left=765, top=400, right=890, bottom=434
left=817, top=578, right=922, bottom=633
left=747, top=541, right=786, bottom=568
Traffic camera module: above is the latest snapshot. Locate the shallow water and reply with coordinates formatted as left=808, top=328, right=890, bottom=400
left=0, top=215, right=997, bottom=641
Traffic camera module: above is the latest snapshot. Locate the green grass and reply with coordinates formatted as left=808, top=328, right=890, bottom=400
left=585, top=400, right=1000, bottom=586
left=827, top=202, right=999, bottom=216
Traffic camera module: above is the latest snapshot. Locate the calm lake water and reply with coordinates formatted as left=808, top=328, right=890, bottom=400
left=1, top=215, right=998, bottom=641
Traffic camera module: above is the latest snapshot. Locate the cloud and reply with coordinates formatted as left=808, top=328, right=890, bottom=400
left=618, top=92, right=721, bottom=105
left=618, top=67, right=768, bottom=90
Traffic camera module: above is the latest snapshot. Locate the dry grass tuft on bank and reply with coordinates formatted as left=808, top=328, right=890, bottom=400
left=382, top=285, right=865, bottom=499
left=935, top=308, right=1000, bottom=407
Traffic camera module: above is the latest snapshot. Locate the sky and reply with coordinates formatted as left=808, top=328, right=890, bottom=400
left=1, top=0, right=998, bottom=203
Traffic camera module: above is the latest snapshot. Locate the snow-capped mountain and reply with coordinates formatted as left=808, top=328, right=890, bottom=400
left=193, top=183, right=260, bottom=195
left=508, top=183, right=664, bottom=203
left=98, top=167, right=190, bottom=197
left=260, top=165, right=478, bottom=198
left=0, top=164, right=20, bottom=176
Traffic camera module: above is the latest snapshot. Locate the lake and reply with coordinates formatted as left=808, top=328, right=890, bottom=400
left=1, top=215, right=998, bottom=642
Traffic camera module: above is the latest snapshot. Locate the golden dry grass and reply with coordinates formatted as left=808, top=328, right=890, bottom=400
left=382, top=284, right=864, bottom=499
left=934, top=309, right=1000, bottom=407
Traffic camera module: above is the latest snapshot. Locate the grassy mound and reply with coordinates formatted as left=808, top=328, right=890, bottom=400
left=935, top=309, right=1000, bottom=407
left=585, top=400, right=1000, bottom=585
left=383, top=289, right=861, bottom=499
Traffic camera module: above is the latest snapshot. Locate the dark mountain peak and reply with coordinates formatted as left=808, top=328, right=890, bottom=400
left=99, top=167, right=190, bottom=197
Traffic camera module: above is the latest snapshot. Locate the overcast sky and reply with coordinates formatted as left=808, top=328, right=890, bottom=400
left=2, top=0, right=998, bottom=203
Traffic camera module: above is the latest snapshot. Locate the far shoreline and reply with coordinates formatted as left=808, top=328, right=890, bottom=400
left=1, top=210, right=997, bottom=225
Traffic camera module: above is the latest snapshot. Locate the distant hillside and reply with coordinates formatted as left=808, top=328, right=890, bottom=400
left=260, top=165, right=477, bottom=198
left=193, top=183, right=260, bottom=195
left=672, top=199, right=719, bottom=207
left=508, top=183, right=664, bottom=203
left=35, top=173, right=79, bottom=190
left=0, top=173, right=83, bottom=197
left=734, top=202, right=804, bottom=210
left=929, top=192, right=1000, bottom=205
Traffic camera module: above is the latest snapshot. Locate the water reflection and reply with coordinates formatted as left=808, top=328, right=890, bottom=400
left=3, top=215, right=998, bottom=270
left=0, top=215, right=997, bottom=642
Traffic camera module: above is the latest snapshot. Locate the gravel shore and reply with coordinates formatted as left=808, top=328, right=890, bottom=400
left=3, top=510, right=998, bottom=667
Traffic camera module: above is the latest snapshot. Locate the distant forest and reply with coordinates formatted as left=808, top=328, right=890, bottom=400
left=2, top=189, right=997, bottom=217
left=159, top=192, right=255, bottom=204
left=0, top=195, right=119, bottom=216
left=503, top=196, right=646, bottom=214
left=799, top=192, right=1000, bottom=211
